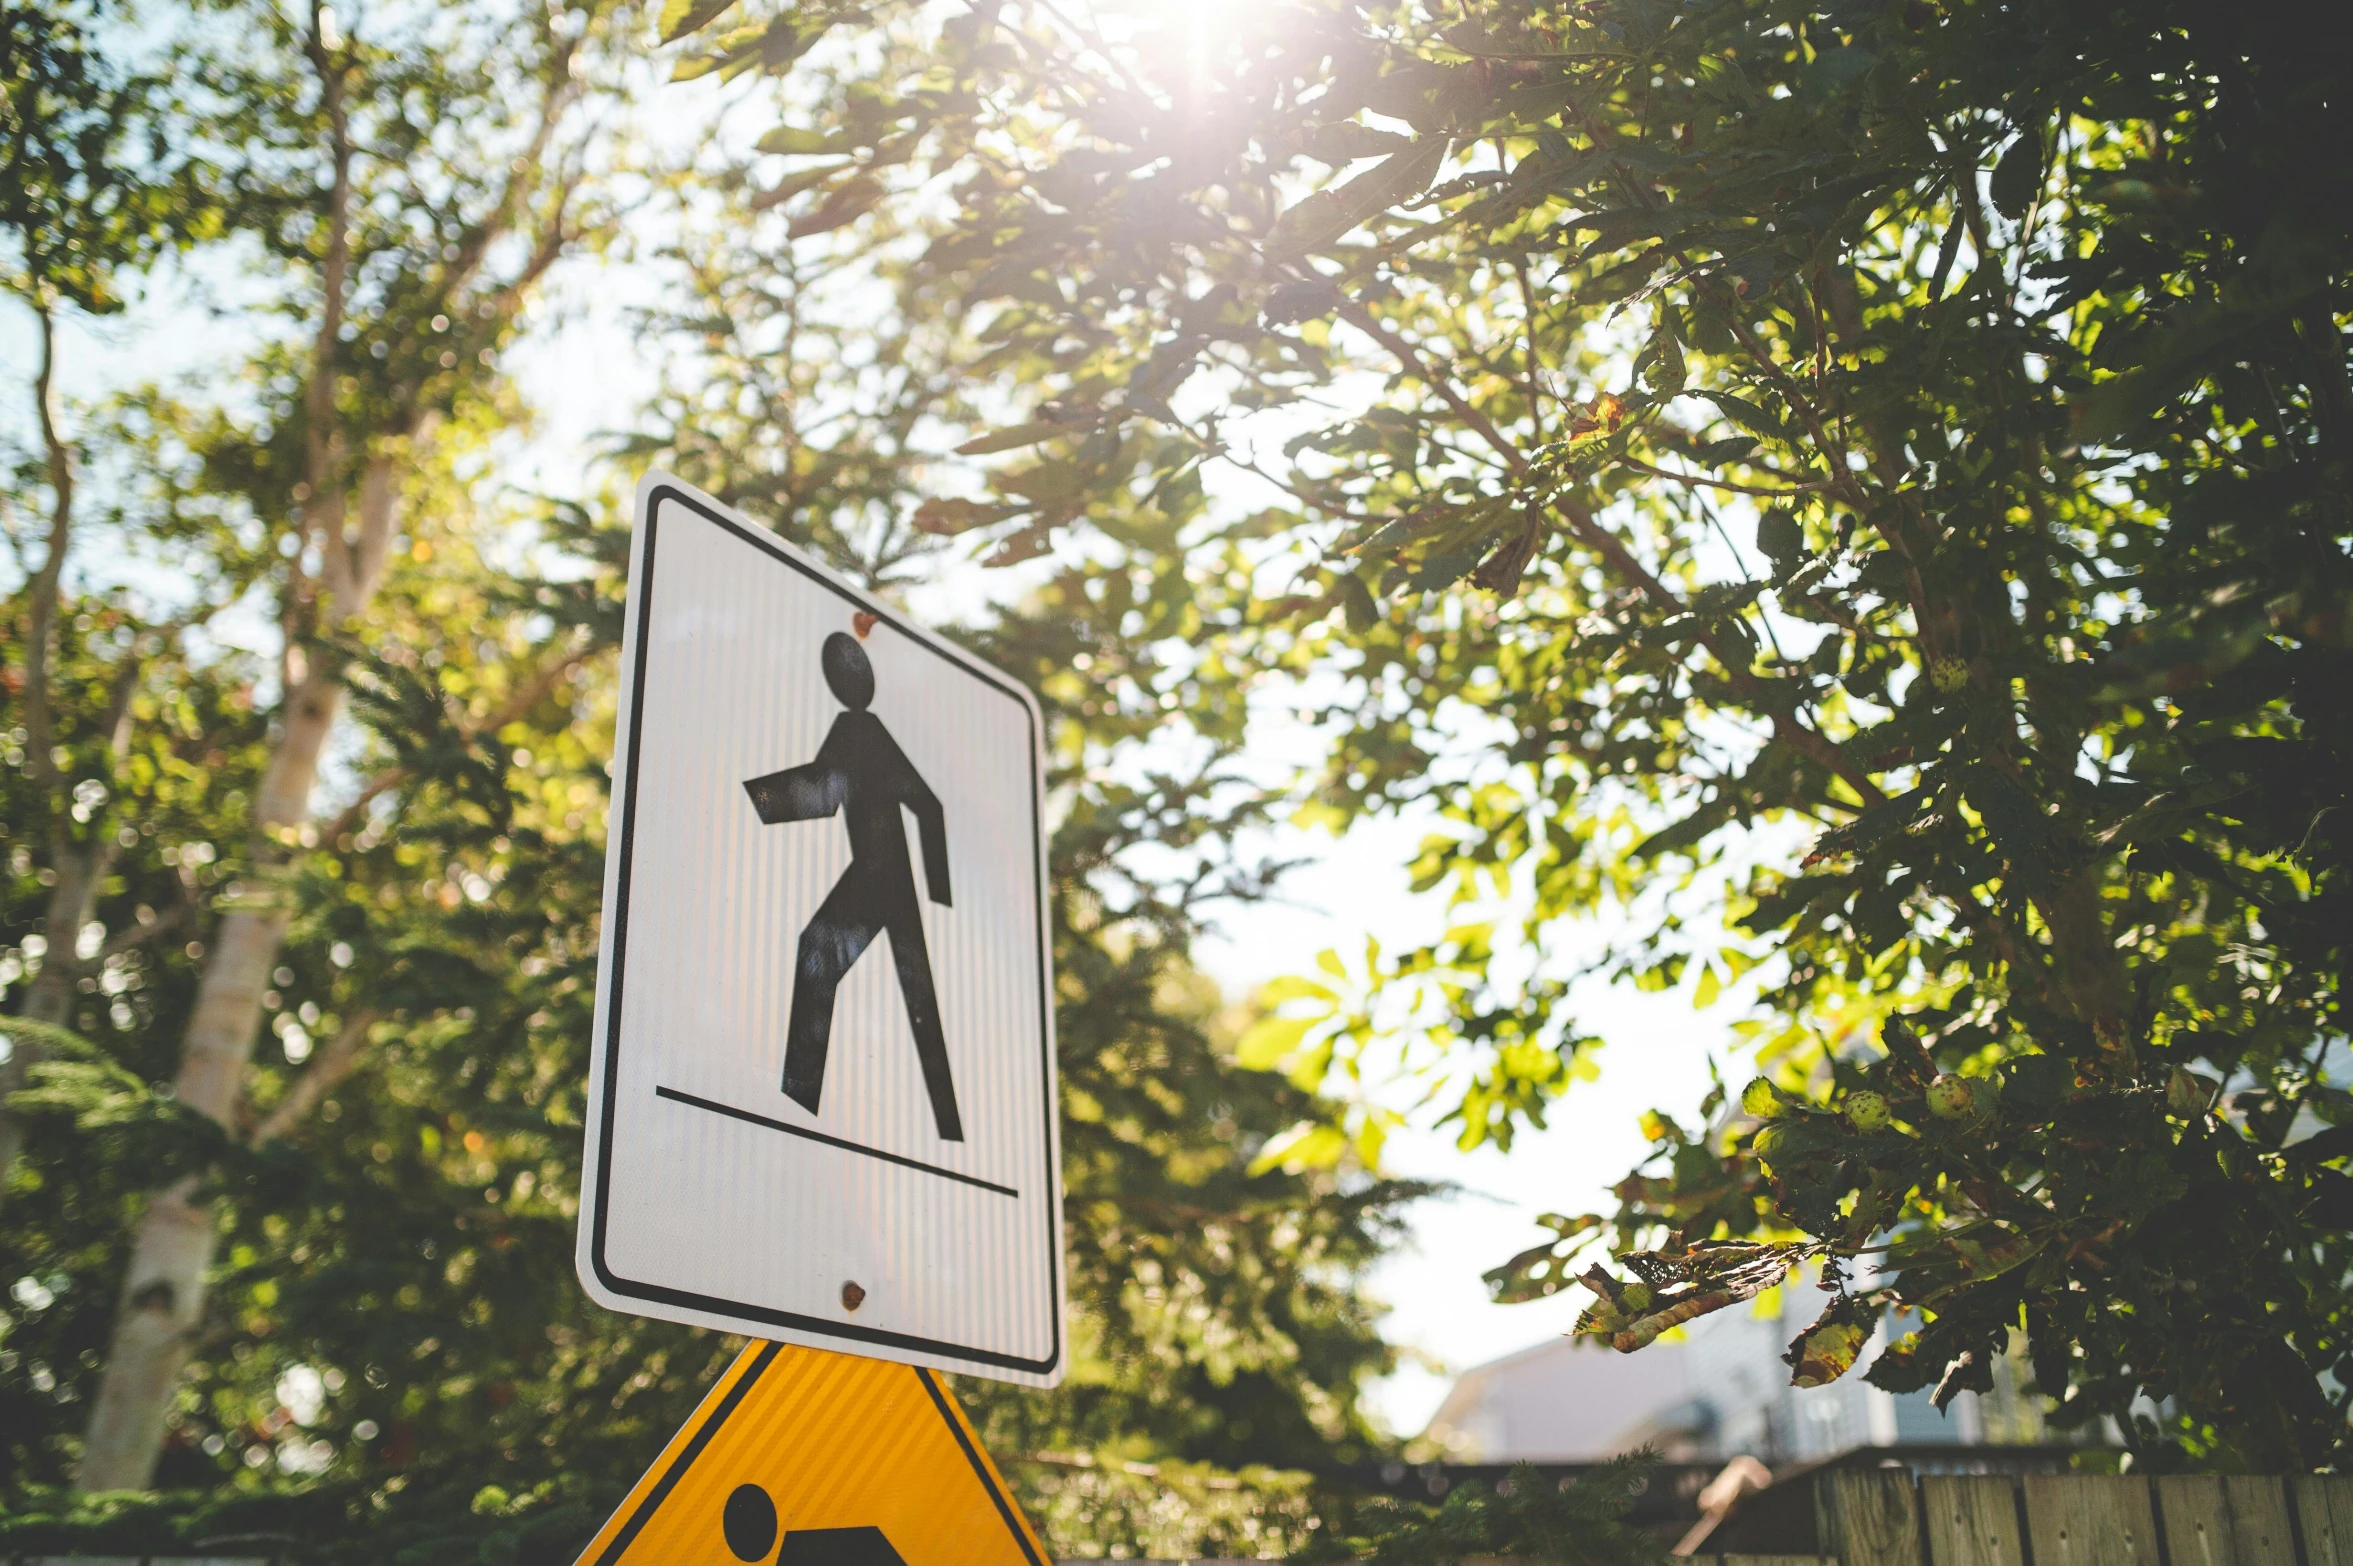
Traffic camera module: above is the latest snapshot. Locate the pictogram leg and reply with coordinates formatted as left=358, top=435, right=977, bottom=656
left=784, top=873, right=880, bottom=1114
left=886, top=907, right=963, bottom=1141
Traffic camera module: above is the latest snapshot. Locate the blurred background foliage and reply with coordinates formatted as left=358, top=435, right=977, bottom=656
left=3, top=0, right=1433, bottom=1558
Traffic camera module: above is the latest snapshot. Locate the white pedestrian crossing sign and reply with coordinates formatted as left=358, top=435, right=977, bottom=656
left=576, top=473, right=1064, bottom=1385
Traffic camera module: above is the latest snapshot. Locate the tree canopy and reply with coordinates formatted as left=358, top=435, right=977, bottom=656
left=662, top=0, right=2353, bottom=1470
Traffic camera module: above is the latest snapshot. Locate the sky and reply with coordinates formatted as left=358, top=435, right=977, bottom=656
left=3, top=101, right=1744, bottom=1450
left=1192, top=815, right=1730, bottom=1435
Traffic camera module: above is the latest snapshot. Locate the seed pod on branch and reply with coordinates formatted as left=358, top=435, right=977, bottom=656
left=1613, top=1288, right=1736, bottom=1351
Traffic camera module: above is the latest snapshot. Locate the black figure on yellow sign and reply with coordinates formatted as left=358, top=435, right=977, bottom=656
left=744, top=631, right=963, bottom=1141
left=567, top=1340, right=1050, bottom=1566
left=726, top=1484, right=906, bottom=1565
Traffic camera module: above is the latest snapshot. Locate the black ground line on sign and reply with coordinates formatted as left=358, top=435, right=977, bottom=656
left=654, top=1085, right=1020, bottom=1198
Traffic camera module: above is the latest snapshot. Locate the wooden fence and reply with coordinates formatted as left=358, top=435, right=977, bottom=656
left=1800, top=1471, right=2353, bottom=1566
left=1049, top=1473, right=2353, bottom=1566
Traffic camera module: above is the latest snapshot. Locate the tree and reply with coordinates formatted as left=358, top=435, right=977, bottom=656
left=1302, top=1459, right=1659, bottom=1566
left=0, top=0, right=221, bottom=1186
left=5, top=23, right=1430, bottom=1554
left=664, top=0, right=2353, bottom=1468
left=3, top=0, right=637, bottom=1491
left=1, top=466, right=681, bottom=1535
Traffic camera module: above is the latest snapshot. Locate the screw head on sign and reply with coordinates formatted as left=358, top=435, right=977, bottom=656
left=723, top=1483, right=778, bottom=1563
left=852, top=611, right=879, bottom=639
left=841, top=1280, right=866, bottom=1311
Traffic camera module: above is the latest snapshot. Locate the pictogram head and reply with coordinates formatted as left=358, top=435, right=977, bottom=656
left=821, top=631, right=875, bottom=710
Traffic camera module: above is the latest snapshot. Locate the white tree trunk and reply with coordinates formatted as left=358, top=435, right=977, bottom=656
left=69, top=0, right=573, bottom=1482
left=74, top=680, right=339, bottom=1489
left=76, top=444, right=396, bottom=1488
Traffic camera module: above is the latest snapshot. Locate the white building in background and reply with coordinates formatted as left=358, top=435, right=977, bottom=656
left=1424, top=1279, right=2050, bottom=1463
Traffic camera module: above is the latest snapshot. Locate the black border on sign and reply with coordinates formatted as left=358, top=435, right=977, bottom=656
left=586, top=1345, right=1046, bottom=1566
left=914, top=1366, right=1046, bottom=1564
left=587, top=482, right=1061, bottom=1376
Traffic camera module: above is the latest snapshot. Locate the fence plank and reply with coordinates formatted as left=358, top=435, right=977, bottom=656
left=1817, top=1469, right=1922, bottom=1566
left=2222, top=1477, right=2297, bottom=1566
left=1723, top=1556, right=1839, bottom=1566
left=2297, top=1477, right=2353, bottom=1566
left=2161, top=1476, right=2294, bottom=1566
left=1920, top=1476, right=2023, bottom=1566
left=2022, top=1476, right=2159, bottom=1566
left=2160, top=1476, right=2241, bottom=1566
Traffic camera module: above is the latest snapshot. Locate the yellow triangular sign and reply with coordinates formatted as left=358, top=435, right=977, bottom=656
left=572, top=1341, right=1049, bottom=1566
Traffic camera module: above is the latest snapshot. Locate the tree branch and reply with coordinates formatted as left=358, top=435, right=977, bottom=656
left=318, top=634, right=599, bottom=845
left=1332, top=295, right=1887, bottom=808
left=91, top=898, right=200, bottom=967
left=303, top=0, right=357, bottom=610
left=1614, top=454, right=1828, bottom=497
left=23, top=300, right=74, bottom=790
left=437, top=37, right=580, bottom=307
left=246, top=1009, right=378, bottom=1145
left=347, top=454, right=399, bottom=610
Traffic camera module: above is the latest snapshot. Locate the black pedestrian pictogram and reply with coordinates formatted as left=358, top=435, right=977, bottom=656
left=722, top=1483, right=906, bottom=1565
left=745, top=631, right=963, bottom=1141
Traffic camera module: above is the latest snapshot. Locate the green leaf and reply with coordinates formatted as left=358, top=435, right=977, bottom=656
left=956, top=419, right=1085, bottom=456
left=756, top=125, right=849, bottom=156
left=910, top=497, right=1020, bottom=535
left=0, top=1016, right=103, bottom=1060
left=785, top=175, right=884, bottom=238
left=1258, top=974, right=1339, bottom=1004
left=1705, top=389, right=1789, bottom=445
left=1234, top=1013, right=1314, bottom=1069
left=1989, top=135, right=2040, bottom=221
left=655, top=0, right=738, bottom=43
left=1784, top=1296, right=1870, bottom=1388
left=1263, top=278, right=1342, bottom=326
left=1639, top=308, right=1686, bottom=395
left=1266, top=136, right=1449, bottom=257
left=1756, top=508, right=1803, bottom=574
left=1246, top=1120, right=1347, bottom=1174
left=1863, top=1333, right=1937, bottom=1393
left=758, top=15, right=827, bottom=72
